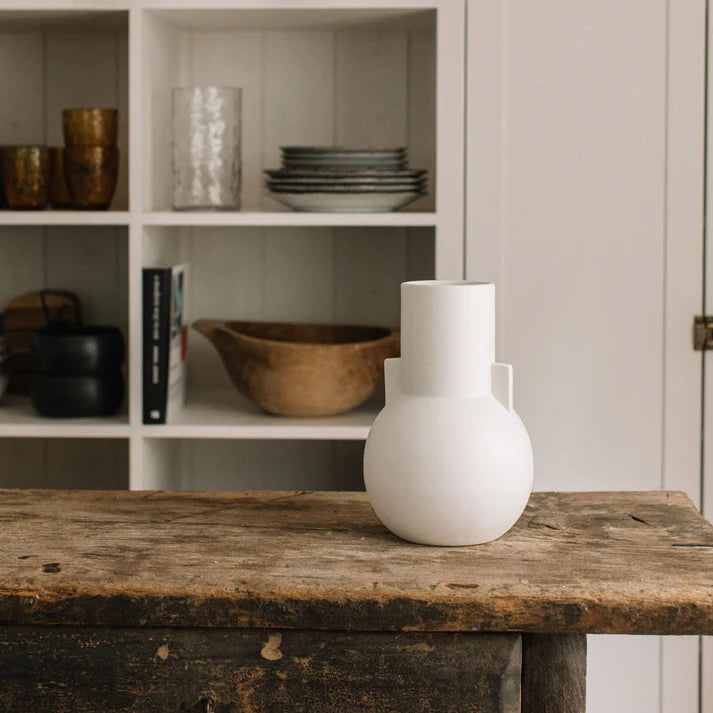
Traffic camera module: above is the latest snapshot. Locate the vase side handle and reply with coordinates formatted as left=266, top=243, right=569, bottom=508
left=491, top=362, right=513, bottom=412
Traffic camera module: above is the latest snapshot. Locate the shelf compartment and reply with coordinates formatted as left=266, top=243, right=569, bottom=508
left=141, top=8, right=435, bottom=214
left=139, top=435, right=365, bottom=491
left=0, top=395, right=129, bottom=438
left=0, top=211, right=130, bottom=226
left=0, top=9, right=129, bottom=211
left=140, top=226, right=433, bottom=435
left=0, top=10, right=127, bottom=33
left=142, top=211, right=437, bottom=228
left=142, top=387, right=375, bottom=440
left=0, top=225, right=129, bottom=329
left=0, top=225, right=130, bottom=427
left=144, top=8, right=435, bottom=33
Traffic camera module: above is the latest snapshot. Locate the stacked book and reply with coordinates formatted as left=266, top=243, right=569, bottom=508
left=142, top=264, right=188, bottom=424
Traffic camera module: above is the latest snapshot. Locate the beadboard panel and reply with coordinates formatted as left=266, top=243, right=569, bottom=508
left=407, top=30, right=436, bottom=211
left=44, top=439, right=128, bottom=488
left=0, top=227, right=44, bottom=306
left=0, top=438, right=127, bottom=489
left=141, top=438, right=187, bottom=490
left=147, top=438, right=364, bottom=492
left=335, top=30, right=408, bottom=146
left=186, top=226, right=265, bottom=392
left=333, top=439, right=367, bottom=490
left=143, top=11, right=181, bottom=214
left=189, top=439, right=336, bottom=490
left=0, top=439, right=45, bottom=488
left=264, top=227, right=336, bottom=322
left=333, top=227, right=407, bottom=326
left=45, top=227, right=129, bottom=333
left=0, top=34, right=43, bottom=144
left=142, top=20, right=436, bottom=211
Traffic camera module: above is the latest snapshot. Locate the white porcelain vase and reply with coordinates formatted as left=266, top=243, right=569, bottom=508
left=364, top=281, right=534, bottom=546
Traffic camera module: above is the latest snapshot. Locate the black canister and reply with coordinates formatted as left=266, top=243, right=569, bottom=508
left=30, top=325, right=125, bottom=418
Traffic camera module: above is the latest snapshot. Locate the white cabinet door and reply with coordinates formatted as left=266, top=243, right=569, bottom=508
left=702, top=0, right=713, bottom=703
left=466, top=0, right=706, bottom=711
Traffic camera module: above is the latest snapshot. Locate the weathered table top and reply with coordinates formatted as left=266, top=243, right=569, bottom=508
left=1, top=488, right=712, bottom=635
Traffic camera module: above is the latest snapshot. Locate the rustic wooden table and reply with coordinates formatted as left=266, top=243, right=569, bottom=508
left=1, top=489, right=712, bottom=713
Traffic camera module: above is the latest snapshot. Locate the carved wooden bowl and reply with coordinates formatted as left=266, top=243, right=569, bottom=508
left=193, top=319, right=400, bottom=417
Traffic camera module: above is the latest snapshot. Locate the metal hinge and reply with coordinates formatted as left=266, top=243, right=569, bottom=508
left=694, top=316, right=713, bottom=350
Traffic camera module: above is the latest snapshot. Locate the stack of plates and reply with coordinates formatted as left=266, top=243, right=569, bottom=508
left=265, top=147, right=427, bottom=213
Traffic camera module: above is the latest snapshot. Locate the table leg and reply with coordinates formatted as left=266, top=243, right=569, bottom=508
left=521, top=634, right=587, bottom=713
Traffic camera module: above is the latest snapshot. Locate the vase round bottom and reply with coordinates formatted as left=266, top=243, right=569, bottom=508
left=364, top=391, right=534, bottom=547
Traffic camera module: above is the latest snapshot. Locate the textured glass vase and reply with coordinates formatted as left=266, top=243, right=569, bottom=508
left=172, top=86, right=242, bottom=211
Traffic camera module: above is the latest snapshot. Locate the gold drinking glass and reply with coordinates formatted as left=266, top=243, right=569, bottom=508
left=62, top=108, right=118, bottom=147
left=64, top=146, right=119, bottom=210
left=0, top=146, right=50, bottom=210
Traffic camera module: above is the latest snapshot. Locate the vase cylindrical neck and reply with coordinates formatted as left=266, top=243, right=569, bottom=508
left=400, top=281, right=495, bottom=397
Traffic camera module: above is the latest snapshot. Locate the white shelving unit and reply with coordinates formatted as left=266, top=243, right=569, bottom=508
left=0, top=211, right=130, bottom=226
left=152, top=387, right=375, bottom=440
left=0, top=0, right=465, bottom=492
left=142, top=211, right=438, bottom=227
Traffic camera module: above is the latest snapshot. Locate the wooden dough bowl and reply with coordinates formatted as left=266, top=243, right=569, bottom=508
left=193, top=319, right=400, bottom=417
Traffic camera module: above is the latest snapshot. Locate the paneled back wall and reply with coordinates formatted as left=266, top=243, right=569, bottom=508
left=146, top=23, right=436, bottom=211
left=0, top=438, right=128, bottom=489
left=0, top=28, right=129, bottom=487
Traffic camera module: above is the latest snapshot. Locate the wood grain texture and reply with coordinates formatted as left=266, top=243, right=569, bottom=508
left=0, top=626, right=521, bottom=713
left=522, top=634, right=586, bottom=713
left=0, top=490, right=712, bottom=634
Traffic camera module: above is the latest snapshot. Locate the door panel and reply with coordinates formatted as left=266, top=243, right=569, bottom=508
left=467, top=0, right=705, bottom=710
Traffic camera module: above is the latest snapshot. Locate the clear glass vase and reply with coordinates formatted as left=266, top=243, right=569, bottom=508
left=171, top=86, right=242, bottom=211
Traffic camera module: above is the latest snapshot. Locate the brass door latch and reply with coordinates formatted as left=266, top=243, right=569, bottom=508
left=694, top=316, right=713, bottom=350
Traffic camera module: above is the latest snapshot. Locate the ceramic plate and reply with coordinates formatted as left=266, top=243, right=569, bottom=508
left=282, top=149, right=404, bottom=156
left=283, top=152, right=405, bottom=158
left=269, top=191, right=424, bottom=213
left=282, top=154, right=406, bottom=165
left=266, top=168, right=426, bottom=179
left=283, top=161, right=408, bottom=171
left=281, top=146, right=406, bottom=155
left=267, top=181, right=425, bottom=192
